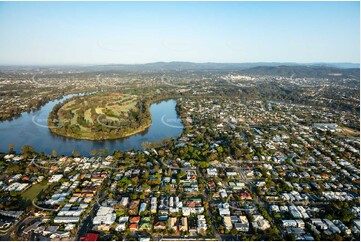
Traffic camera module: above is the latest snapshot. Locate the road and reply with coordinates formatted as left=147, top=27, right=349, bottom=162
left=228, top=161, right=285, bottom=237
left=32, top=199, right=58, bottom=212
left=29, top=156, right=64, bottom=170
left=76, top=174, right=111, bottom=240
left=0, top=212, right=34, bottom=241
left=195, top=165, right=221, bottom=241
left=17, top=217, right=43, bottom=240
left=76, top=202, right=99, bottom=240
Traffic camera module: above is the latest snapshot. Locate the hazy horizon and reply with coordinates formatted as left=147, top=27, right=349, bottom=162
left=0, top=1, right=359, bottom=65
left=0, top=61, right=359, bottom=68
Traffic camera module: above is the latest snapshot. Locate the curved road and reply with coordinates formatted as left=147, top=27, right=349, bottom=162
left=32, top=199, right=58, bottom=212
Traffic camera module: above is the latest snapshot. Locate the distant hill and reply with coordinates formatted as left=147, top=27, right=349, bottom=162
left=87, top=61, right=359, bottom=72
left=238, top=65, right=360, bottom=79
left=86, top=62, right=272, bottom=72
left=1, top=62, right=359, bottom=78
left=80, top=62, right=359, bottom=79
left=307, top=63, right=360, bottom=69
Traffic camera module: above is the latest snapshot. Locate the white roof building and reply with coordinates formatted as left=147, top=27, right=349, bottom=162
left=49, top=174, right=63, bottom=183
left=54, top=216, right=80, bottom=224
left=93, top=206, right=116, bottom=225
left=223, top=216, right=233, bottom=231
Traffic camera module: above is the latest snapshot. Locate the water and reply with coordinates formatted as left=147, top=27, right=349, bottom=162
left=0, top=94, right=183, bottom=156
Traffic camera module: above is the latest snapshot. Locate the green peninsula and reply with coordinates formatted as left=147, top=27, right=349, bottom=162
left=48, top=92, right=151, bottom=140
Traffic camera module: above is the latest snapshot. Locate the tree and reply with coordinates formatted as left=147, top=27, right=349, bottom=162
left=90, top=149, right=97, bottom=156
left=21, top=145, right=35, bottom=156
left=178, top=170, right=186, bottom=179
left=234, top=148, right=242, bottom=159
left=199, top=161, right=210, bottom=169
left=143, top=170, right=149, bottom=180
left=131, top=176, right=139, bottom=186
left=72, top=151, right=80, bottom=157
left=218, top=225, right=225, bottom=234
left=52, top=149, right=57, bottom=158
left=333, top=234, right=343, bottom=241
left=8, top=144, right=14, bottom=153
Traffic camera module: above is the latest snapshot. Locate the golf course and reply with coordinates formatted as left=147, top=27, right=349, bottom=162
left=48, top=92, right=151, bottom=140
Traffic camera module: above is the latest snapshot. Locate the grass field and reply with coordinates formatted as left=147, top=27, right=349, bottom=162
left=340, top=126, right=360, bottom=138
left=93, top=95, right=137, bottom=118
left=84, top=109, right=93, bottom=124
left=21, top=182, right=48, bottom=200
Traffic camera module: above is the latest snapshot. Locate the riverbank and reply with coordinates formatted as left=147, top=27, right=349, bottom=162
left=49, top=118, right=152, bottom=141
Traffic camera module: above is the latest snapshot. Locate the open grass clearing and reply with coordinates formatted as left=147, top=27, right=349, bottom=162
left=21, top=182, right=49, bottom=201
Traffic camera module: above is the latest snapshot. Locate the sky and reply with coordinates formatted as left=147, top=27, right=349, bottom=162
left=0, top=1, right=359, bottom=65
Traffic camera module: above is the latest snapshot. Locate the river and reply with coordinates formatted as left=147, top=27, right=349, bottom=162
left=0, top=93, right=183, bottom=156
